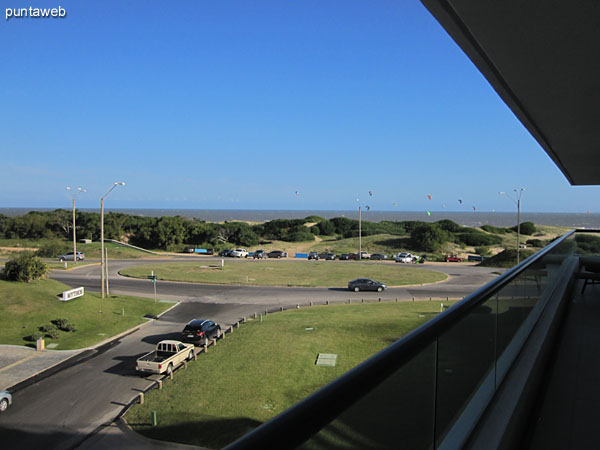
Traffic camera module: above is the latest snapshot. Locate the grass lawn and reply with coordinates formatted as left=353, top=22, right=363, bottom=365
left=0, top=278, right=174, bottom=349
left=120, top=260, right=447, bottom=287
left=127, top=300, right=456, bottom=448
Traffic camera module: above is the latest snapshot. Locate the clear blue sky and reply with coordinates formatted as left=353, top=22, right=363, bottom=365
left=1, top=0, right=598, bottom=213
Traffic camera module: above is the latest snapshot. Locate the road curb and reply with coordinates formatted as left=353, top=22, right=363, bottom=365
left=6, top=301, right=181, bottom=393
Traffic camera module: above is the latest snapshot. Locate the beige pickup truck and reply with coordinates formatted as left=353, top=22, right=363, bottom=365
left=136, top=340, right=195, bottom=376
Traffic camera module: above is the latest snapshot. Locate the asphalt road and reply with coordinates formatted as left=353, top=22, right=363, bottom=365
left=0, top=258, right=501, bottom=450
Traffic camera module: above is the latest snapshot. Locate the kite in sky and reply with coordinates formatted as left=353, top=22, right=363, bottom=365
left=427, top=195, right=432, bottom=200
left=393, top=202, right=398, bottom=207
left=369, top=190, right=373, bottom=196
left=473, top=206, right=477, bottom=211
left=365, top=205, right=371, bottom=211
left=427, top=211, right=431, bottom=216
left=458, top=199, right=463, bottom=204
left=295, top=191, right=300, bottom=197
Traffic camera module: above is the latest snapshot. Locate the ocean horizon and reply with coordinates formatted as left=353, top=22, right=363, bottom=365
left=1, top=207, right=599, bottom=229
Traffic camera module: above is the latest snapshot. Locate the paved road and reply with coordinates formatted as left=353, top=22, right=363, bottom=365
left=0, top=258, right=501, bottom=450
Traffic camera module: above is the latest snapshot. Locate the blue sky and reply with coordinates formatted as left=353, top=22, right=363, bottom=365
left=1, top=0, right=598, bottom=213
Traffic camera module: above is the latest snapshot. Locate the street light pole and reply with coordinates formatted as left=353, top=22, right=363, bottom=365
left=499, top=188, right=525, bottom=264
left=356, top=199, right=362, bottom=260
left=101, top=182, right=126, bottom=298
left=66, top=187, right=85, bottom=264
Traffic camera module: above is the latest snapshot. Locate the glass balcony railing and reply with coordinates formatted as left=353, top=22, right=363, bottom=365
left=225, top=230, right=579, bottom=450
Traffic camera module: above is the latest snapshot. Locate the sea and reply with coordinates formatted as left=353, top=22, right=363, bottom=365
left=1, top=208, right=599, bottom=229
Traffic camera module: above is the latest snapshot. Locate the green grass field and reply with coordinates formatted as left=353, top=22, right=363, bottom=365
left=0, top=278, right=173, bottom=349
left=120, top=260, right=447, bottom=287
left=127, top=300, right=456, bottom=448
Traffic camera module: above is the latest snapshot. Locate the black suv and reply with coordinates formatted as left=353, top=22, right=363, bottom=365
left=181, top=319, right=221, bottom=346
left=308, top=252, right=320, bottom=260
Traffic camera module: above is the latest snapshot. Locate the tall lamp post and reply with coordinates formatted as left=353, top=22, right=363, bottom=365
left=499, top=188, right=525, bottom=264
left=356, top=198, right=362, bottom=260
left=101, top=182, right=126, bottom=298
left=66, top=187, right=86, bottom=264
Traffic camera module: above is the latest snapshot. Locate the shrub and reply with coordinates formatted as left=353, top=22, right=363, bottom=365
left=481, top=225, right=507, bottom=234
left=526, top=239, right=546, bottom=247
left=435, top=219, right=462, bottom=232
left=39, top=324, right=59, bottom=339
left=575, top=234, right=600, bottom=254
left=2, top=252, right=50, bottom=282
left=457, top=231, right=503, bottom=246
left=411, top=224, right=450, bottom=252
left=51, top=318, right=77, bottom=332
left=478, top=249, right=535, bottom=268
left=511, top=221, right=536, bottom=235
left=27, top=331, right=44, bottom=342
left=474, top=246, right=492, bottom=257
left=35, top=241, right=71, bottom=258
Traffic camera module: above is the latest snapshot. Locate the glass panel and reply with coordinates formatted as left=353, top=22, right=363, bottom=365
left=300, top=343, right=437, bottom=450
left=434, top=297, right=497, bottom=447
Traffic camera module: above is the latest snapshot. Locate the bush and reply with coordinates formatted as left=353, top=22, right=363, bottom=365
left=2, top=252, right=50, bottom=282
left=27, top=331, right=44, bottom=342
left=575, top=234, right=600, bottom=254
left=475, top=246, right=492, bottom=257
left=411, top=224, right=450, bottom=252
left=35, top=241, right=71, bottom=258
left=51, top=318, right=77, bottom=332
left=435, top=220, right=462, bottom=232
left=478, top=248, right=535, bottom=268
left=511, top=222, right=536, bottom=235
left=39, top=324, right=59, bottom=339
left=457, top=231, right=503, bottom=246
left=526, top=239, right=546, bottom=247
left=481, top=225, right=507, bottom=234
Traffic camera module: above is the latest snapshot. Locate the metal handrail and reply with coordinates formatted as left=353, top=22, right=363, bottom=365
left=224, top=230, right=576, bottom=450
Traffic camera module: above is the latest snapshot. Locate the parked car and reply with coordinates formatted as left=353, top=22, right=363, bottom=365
left=349, top=253, right=357, bottom=260
left=370, top=253, right=388, bottom=260
left=218, top=249, right=233, bottom=257
left=183, top=247, right=195, bottom=253
left=325, top=253, right=336, bottom=260
left=268, top=250, right=286, bottom=258
left=0, top=390, right=12, bottom=412
left=308, top=251, right=320, bottom=260
left=136, top=340, right=195, bottom=376
left=445, top=254, right=463, bottom=262
left=253, top=250, right=267, bottom=259
left=357, top=251, right=371, bottom=260
left=58, top=252, right=85, bottom=261
left=347, top=278, right=387, bottom=292
left=180, top=319, right=222, bottom=346
left=339, top=254, right=350, bottom=260
left=230, top=248, right=248, bottom=258
left=395, top=252, right=415, bottom=263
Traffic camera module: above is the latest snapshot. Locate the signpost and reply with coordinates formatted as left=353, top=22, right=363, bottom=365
left=148, top=273, right=157, bottom=302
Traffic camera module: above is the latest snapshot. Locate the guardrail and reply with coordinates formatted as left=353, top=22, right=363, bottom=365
left=224, top=229, right=577, bottom=450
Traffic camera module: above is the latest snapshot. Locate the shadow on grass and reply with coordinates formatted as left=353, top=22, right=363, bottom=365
left=132, top=417, right=263, bottom=449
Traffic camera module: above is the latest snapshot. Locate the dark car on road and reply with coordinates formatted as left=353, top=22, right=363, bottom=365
left=347, top=278, right=387, bottom=292
left=181, top=319, right=221, bottom=346
left=218, top=249, right=233, bottom=257
left=308, top=252, right=320, bottom=260
left=370, top=253, right=388, bottom=260
left=268, top=250, right=286, bottom=258
left=325, top=253, right=336, bottom=260
left=253, top=250, right=267, bottom=259
left=339, top=254, right=350, bottom=260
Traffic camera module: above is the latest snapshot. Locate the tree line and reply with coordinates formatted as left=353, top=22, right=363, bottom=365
left=0, top=210, right=533, bottom=252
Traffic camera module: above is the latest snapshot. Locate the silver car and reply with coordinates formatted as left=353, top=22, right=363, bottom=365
left=0, top=390, right=12, bottom=412
left=59, top=252, right=85, bottom=261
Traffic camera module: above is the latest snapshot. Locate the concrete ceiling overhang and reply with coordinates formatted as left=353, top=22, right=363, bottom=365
left=420, top=0, right=600, bottom=185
